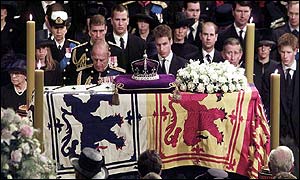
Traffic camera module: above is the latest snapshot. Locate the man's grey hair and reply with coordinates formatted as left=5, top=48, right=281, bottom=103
left=268, top=146, right=294, bottom=176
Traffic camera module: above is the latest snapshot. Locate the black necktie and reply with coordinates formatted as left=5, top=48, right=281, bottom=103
left=286, top=68, right=292, bottom=86
left=206, top=54, right=211, bottom=63
left=120, top=37, right=125, bottom=50
left=58, top=45, right=61, bottom=50
left=187, top=27, right=194, bottom=42
left=292, top=29, right=299, bottom=38
left=239, top=30, right=244, bottom=44
left=286, top=68, right=293, bottom=108
left=161, top=58, right=166, bottom=74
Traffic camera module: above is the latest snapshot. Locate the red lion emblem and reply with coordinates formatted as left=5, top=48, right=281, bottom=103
left=179, top=93, right=227, bottom=147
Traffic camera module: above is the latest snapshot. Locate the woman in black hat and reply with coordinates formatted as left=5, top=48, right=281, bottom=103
left=1, top=54, right=27, bottom=112
left=131, top=13, right=158, bottom=57
left=35, top=29, right=63, bottom=86
left=171, top=12, right=199, bottom=60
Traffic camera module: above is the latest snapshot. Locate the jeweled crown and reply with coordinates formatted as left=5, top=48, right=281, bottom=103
left=131, top=53, right=159, bottom=80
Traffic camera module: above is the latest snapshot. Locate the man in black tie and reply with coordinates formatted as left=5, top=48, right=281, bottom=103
left=262, top=33, right=299, bottom=178
left=271, top=2, right=299, bottom=61
left=150, top=24, right=187, bottom=77
left=198, top=21, right=223, bottom=64
left=106, top=4, right=146, bottom=74
left=215, top=1, right=259, bottom=64
left=183, top=1, right=202, bottom=47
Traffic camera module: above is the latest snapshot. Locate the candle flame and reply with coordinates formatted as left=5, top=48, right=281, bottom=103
left=249, top=17, right=253, bottom=23
left=274, top=69, right=278, bottom=74
left=37, top=60, right=42, bottom=69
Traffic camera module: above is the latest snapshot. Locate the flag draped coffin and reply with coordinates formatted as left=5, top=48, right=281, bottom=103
left=43, top=85, right=270, bottom=178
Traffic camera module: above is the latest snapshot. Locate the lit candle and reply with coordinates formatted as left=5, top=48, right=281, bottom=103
left=270, top=70, right=280, bottom=149
left=26, top=14, right=35, bottom=108
left=34, top=65, right=44, bottom=151
left=245, top=23, right=255, bottom=83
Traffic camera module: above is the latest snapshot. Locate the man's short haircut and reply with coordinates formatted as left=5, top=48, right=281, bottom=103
left=153, top=24, right=172, bottom=41
left=232, top=1, right=252, bottom=10
left=201, top=21, right=219, bottom=34
left=223, top=37, right=243, bottom=52
left=111, top=4, right=128, bottom=18
left=287, top=1, right=299, bottom=8
left=89, top=14, right=106, bottom=28
left=183, top=1, right=200, bottom=9
left=137, top=149, right=162, bottom=177
left=268, top=146, right=294, bottom=176
left=277, top=33, right=299, bottom=50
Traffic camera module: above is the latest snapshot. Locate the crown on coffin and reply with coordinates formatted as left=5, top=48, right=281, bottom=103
left=131, top=53, right=159, bottom=80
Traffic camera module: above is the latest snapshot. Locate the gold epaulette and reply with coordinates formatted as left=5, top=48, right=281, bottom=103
left=76, top=64, right=93, bottom=72
left=67, top=39, right=80, bottom=45
left=151, top=1, right=168, bottom=9
left=73, top=42, right=88, bottom=49
left=121, top=1, right=135, bottom=6
left=110, top=66, right=126, bottom=73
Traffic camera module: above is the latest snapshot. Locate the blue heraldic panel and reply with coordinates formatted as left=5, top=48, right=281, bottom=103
left=44, top=90, right=147, bottom=177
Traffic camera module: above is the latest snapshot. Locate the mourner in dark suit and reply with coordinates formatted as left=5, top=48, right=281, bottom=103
left=77, top=40, right=125, bottom=85
left=183, top=1, right=202, bottom=47
left=48, top=10, right=80, bottom=85
left=171, top=12, right=199, bottom=60
left=271, top=1, right=299, bottom=62
left=1, top=1, right=20, bottom=87
left=1, top=1, right=20, bottom=57
left=150, top=24, right=188, bottom=77
left=106, top=4, right=146, bottom=74
left=215, top=1, right=260, bottom=64
left=253, top=38, right=278, bottom=100
left=262, top=33, right=299, bottom=178
left=198, top=21, right=223, bottom=63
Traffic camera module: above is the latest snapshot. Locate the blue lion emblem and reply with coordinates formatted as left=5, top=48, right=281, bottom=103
left=62, top=94, right=125, bottom=150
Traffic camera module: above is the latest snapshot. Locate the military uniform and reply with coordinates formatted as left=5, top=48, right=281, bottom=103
left=77, top=66, right=125, bottom=85
left=65, top=41, right=93, bottom=85
left=49, top=38, right=80, bottom=85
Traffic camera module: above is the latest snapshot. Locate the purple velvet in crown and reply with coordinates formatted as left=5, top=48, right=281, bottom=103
left=131, top=53, right=159, bottom=80
left=115, top=74, right=176, bottom=94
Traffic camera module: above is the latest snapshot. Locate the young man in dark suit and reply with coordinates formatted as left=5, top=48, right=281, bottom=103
left=263, top=33, right=299, bottom=178
left=183, top=1, right=202, bottom=47
left=198, top=21, right=223, bottom=64
left=271, top=1, right=299, bottom=62
left=151, top=24, right=188, bottom=77
left=215, top=1, right=260, bottom=64
left=106, top=4, right=146, bottom=74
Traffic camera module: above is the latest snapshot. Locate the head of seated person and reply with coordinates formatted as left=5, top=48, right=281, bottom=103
left=268, top=146, right=294, bottom=176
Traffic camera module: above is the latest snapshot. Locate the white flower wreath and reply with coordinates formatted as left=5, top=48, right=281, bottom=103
left=176, top=60, right=248, bottom=93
